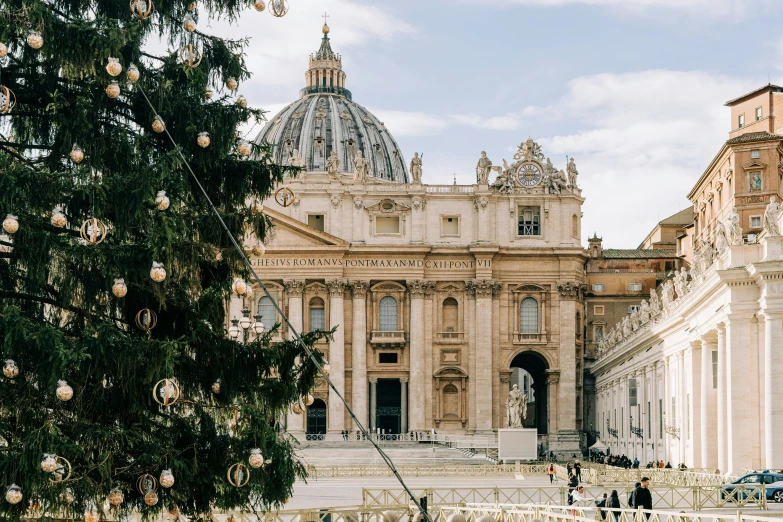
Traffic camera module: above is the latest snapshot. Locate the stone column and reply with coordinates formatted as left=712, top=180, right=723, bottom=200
left=350, top=281, right=370, bottom=430
left=284, top=280, right=305, bottom=434
left=664, top=355, right=671, bottom=461
left=763, top=311, right=783, bottom=469
left=677, top=350, right=686, bottom=465
left=726, top=316, right=752, bottom=474
left=424, top=285, right=435, bottom=428
left=555, top=282, right=582, bottom=452
left=407, top=280, right=432, bottom=431
left=474, top=279, right=497, bottom=432
left=547, top=371, right=560, bottom=434
left=700, top=336, right=717, bottom=468
left=717, top=324, right=727, bottom=473
left=465, top=281, right=477, bottom=433
left=369, top=377, right=377, bottom=432
left=688, top=343, right=702, bottom=468
left=326, top=279, right=347, bottom=434
left=400, top=377, right=409, bottom=434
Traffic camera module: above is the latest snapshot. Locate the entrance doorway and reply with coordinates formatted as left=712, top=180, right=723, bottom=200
left=306, top=399, right=326, bottom=434
left=509, top=351, right=549, bottom=434
left=376, top=379, right=401, bottom=434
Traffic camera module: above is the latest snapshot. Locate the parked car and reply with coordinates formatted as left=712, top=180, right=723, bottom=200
left=722, top=472, right=783, bottom=503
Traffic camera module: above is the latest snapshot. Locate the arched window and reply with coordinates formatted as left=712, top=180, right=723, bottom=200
left=257, top=296, right=276, bottom=330
left=520, top=297, right=538, bottom=334
left=442, top=298, right=458, bottom=332
left=379, top=296, right=398, bottom=331
left=309, top=297, right=325, bottom=331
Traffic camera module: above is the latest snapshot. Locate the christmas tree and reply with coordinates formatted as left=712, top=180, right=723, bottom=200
left=0, top=0, right=326, bottom=519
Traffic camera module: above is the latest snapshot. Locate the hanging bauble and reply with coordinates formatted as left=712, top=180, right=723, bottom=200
left=291, top=401, right=303, bottom=415
left=56, top=380, right=74, bottom=401
left=304, top=393, right=315, bottom=406
left=211, top=379, right=221, bottom=395
left=144, top=491, right=159, bottom=506
left=251, top=242, right=265, bottom=257
left=59, top=489, right=74, bottom=505
left=237, top=140, right=252, bottom=157
left=153, top=378, right=180, bottom=406
left=41, top=453, right=58, bottom=473
left=106, top=57, right=123, bottom=77
left=3, top=359, right=18, bottom=378
left=106, top=81, right=120, bottom=99
left=84, top=505, right=100, bottom=522
left=150, top=261, right=166, bottom=282
left=27, top=31, right=44, bottom=49
left=197, top=132, right=210, bottom=148
left=321, top=361, right=330, bottom=375
left=159, top=469, right=175, bottom=488
left=152, top=116, right=165, bottom=133
left=135, top=308, right=158, bottom=332
left=49, top=456, right=72, bottom=483
left=253, top=0, right=266, bottom=11
left=112, top=278, right=128, bottom=298
left=232, top=278, right=248, bottom=296
left=155, top=190, right=170, bottom=211
left=0, top=85, right=17, bottom=114
left=70, top=143, right=85, bottom=163
left=183, top=13, right=196, bottom=32
left=226, top=77, right=238, bottom=91
left=80, top=217, right=107, bottom=244
left=127, top=63, right=140, bottom=82
left=108, top=488, right=124, bottom=507
left=3, top=214, right=19, bottom=234
left=5, top=484, right=22, bottom=505
left=130, top=0, right=154, bottom=19
left=269, top=0, right=289, bottom=17
left=236, top=95, right=248, bottom=108
left=179, top=44, right=202, bottom=68
left=204, top=88, right=213, bottom=99
left=50, top=204, right=67, bottom=227
left=226, top=463, right=250, bottom=487
left=137, top=474, right=158, bottom=495
left=0, top=42, right=7, bottom=58
left=248, top=449, right=264, bottom=468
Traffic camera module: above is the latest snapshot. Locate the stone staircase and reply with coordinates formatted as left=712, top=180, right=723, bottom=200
left=295, top=440, right=491, bottom=466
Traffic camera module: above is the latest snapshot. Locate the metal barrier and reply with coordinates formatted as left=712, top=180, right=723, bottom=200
left=589, top=469, right=737, bottom=487
left=308, top=464, right=567, bottom=478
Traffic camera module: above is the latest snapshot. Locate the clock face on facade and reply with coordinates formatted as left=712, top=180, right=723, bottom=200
left=517, top=163, right=542, bottom=186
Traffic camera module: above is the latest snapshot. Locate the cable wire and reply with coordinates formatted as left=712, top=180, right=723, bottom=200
left=136, top=85, right=430, bottom=522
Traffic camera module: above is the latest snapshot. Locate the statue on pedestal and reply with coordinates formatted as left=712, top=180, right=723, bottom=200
left=506, top=384, right=527, bottom=428
left=567, top=157, right=579, bottom=189
left=353, top=151, right=370, bottom=183
left=725, top=207, right=743, bottom=246
left=326, top=150, right=340, bottom=180
left=476, top=151, right=492, bottom=184
left=289, top=149, right=304, bottom=168
left=410, top=152, right=423, bottom=183
left=763, top=196, right=783, bottom=237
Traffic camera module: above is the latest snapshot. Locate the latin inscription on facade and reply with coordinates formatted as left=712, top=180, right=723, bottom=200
left=253, top=258, right=491, bottom=269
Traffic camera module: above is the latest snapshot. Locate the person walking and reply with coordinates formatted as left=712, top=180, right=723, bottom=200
left=567, top=462, right=573, bottom=477
left=575, top=461, right=582, bottom=482
left=567, top=473, right=579, bottom=505
left=548, top=464, right=556, bottom=484
left=633, top=477, right=653, bottom=520
left=607, top=490, right=621, bottom=522
left=595, top=492, right=608, bottom=521
left=627, top=482, right=640, bottom=508
left=571, top=485, right=596, bottom=513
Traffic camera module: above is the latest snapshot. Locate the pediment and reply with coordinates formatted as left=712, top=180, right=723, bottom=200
left=365, top=198, right=411, bottom=213
left=742, top=160, right=767, bottom=171
left=259, top=209, right=350, bottom=248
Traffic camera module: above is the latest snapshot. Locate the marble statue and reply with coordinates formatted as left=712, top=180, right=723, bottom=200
left=674, top=267, right=689, bottom=298
left=289, top=149, right=304, bottom=168
left=410, top=152, right=423, bottom=183
left=715, top=220, right=729, bottom=254
left=491, top=160, right=514, bottom=194
left=649, top=288, right=660, bottom=316
left=630, top=309, right=640, bottom=331
left=326, top=150, right=340, bottom=180
left=689, top=254, right=702, bottom=284
left=545, top=169, right=567, bottom=194
left=725, top=207, right=742, bottom=246
left=763, top=196, right=783, bottom=236
left=621, top=316, right=631, bottom=338
left=476, top=151, right=492, bottom=184
left=661, top=280, right=675, bottom=309
left=567, top=157, right=579, bottom=188
left=640, top=300, right=651, bottom=324
left=506, top=384, right=527, bottom=428
left=353, top=150, right=370, bottom=183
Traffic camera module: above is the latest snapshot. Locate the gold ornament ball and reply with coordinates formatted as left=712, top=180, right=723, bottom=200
left=236, top=95, right=248, bottom=108
left=70, top=143, right=85, bottom=163
left=253, top=0, right=265, bottom=11
left=84, top=507, right=100, bottom=522
left=152, top=116, right=165, bottom=133
left=204, top=88, right=213, bottom=99
left=160, top=469, right=175, bottom=488
left=3, top=214, right=19, bottom=234
left=251, top=243, right=265, bottom=257
left=237, top=141, right=252, bottom=157
left=183, top=14, right=196, bottom=32
left=144, top=491, right=159, bottom=506
left=291, top=401, right=303, bottom=415
left=56, top=380, right=74, bottom=401
left=51, top=207, right=67, bottom=228
left=3, top=359, right=19, bottom=378
left=108, top=488, right=124, bottom=507
left=128, top=63, right=140, bottom=82
left=106, top=57, right=123, bottom=77
left=304, top=393, right=315, bottom=406
left=232, top=278, right=248, bottom=296
left=106, top=81, right=121, bottom=99
left=248, top=449, right=264, bottom=468
left=226, top=77, right=238, bottom=91
left=5, top=485, right=23, bottom=505
left=131, top=0, right=155, bottom=19
left=112, top=278, right=128, bottom=298
left=153, top=378, right=179, bottom=406
left=1, top=85, right=17, bottom=114
left=60, top=489, right=74, bottom=505
left=197, top=132, right=210, bottom=148
left=41, top=453, right=58, bottom=473
left=211, top=380, right=221, bottom=394
left=0, top=42, right=7, bottom=58
left=155, top=190, right=170, bottom=210
left=150, top=262, right=167, bottom=282
left=27, top=31, right=44, bottom=49
left=269, top=0, right=289, bottom=17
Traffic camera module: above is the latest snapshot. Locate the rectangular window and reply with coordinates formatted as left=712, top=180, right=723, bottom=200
left=659, top=398, right=663, bottom=438
left=594, top=305, right=605, bottom=315
left=751, top=216, right=762, bottom=228
left=712, top=350, right=718, bottom=389
left=628, top=305, right=640, bottom=314
left=738, top=114, right=745, bottom=128
left=375, top=216, right=400, bottom=234
left=628, top=283, right=643, bottom=292
left=309, top=307, right=325, bottom=331
left=307, top=214, right=325, bottom=231
left=441, top=216, right=460, bottom=236
left=756, top=107, right=762, bottom=121
left=751, top=149, right=760, bottom=159
left=592, top=284, right=606, bottom=292
left=379, top=352, right=398, bottom=364
left=518, top=207, right=541, bottom=236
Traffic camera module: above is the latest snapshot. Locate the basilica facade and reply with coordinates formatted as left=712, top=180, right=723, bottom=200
left=235, top=24, right=589, bottom=454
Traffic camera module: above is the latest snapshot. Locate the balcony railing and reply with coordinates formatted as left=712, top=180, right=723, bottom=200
left=298, top=85, right=353, bottom=100
left=436, top=331, right=464, bottom=341
left=370, top=330, right=406, bottom=346
left=510, top=332, right=545, bottom=343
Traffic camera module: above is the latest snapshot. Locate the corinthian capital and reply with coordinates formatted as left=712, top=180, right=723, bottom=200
left=283, top=279, right=305, bottom=297
left=350, top=280, right=370, bottom=299
left=326, top=279, right=348, bottom=297
left=473, top=279, right=500, bottom=298
left=557, top=281, right=586, bottom=301
left=406, top=279, right=434, bottom=299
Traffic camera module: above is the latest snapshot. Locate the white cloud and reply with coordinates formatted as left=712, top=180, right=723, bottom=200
left=368, top=109, right=449, bottom=137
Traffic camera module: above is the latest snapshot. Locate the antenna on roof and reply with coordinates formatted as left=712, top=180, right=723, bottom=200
left=453, top=173, right=457, bottom=185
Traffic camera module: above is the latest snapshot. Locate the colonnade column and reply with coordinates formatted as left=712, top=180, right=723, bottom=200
left=407, top=280, right=431, bottom=431
left=284, top=280, right=306, bottom=433
left=556, top=282, right=581, bottom=436
left=699, top=337, right=716, bottom=468
left=326, top=279, right=347, bottom=434
left=465, top=282, right=477, bottom=433
left=716, top=324, right=727, bottom=473
left=677, top=350, right=686, bottom=465
left=725, top=316, right=752, bottom=474
left=547, top=371, right=560, bottom=434
left=474, top=280, right=498, bottom=432
left=400, top=377, right=409, bottom=434
left=687, top=343, right=702, bottom=467
left=764, top=311, right=783, bottom=468
left=350, top=281, right=370, bottom=430
left=663, top=355, right=671, bottom=461
left=369, top=378, right=377, bottom=432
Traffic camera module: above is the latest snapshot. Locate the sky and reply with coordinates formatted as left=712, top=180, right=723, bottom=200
left=197, top=0, right=783, bottom=247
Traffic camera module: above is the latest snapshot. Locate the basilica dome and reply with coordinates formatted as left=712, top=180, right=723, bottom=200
left=254, top=25, right=409, bottom=183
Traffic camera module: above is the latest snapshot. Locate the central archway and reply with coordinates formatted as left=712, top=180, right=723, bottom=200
left=509, top=351, right=549, bottom=434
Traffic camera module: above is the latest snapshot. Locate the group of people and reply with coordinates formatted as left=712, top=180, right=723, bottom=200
left=572, top=477, right=654, bottom=521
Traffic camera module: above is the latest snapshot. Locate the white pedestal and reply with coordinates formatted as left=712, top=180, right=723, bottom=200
left=763, top=236, right=783, bottom=261
left=498, top=428, right=538, bottom=462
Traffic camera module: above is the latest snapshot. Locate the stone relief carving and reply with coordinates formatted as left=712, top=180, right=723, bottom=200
left=330, top=195, right=341, bottom=208
left=364, top=199, right=411, bottom=213
left=763, top=196, right=783, bottom=236
left=476, top=151, right=492, bottom=184
left=412, top=196, right=426, bottom=211
left=283, top=279, right=306, bottom=297
left=410, top=152, right=423, bottom=183
left=325, top=279, right=348, bottom=297
left=464, top=280, right=477, bottom=299
left=350, top=280, right=370, bottom=299
left=407, top=279, right=435, bottom=298
left=556, top=281, right=585, bottom=300
left=326, top=150, right=340, bottom=179
left=473, top=196, right=488, bottom=212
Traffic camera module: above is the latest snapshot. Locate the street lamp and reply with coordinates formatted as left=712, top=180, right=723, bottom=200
left=253, top=314, right=265, bottom=335
left=229, top=309, right=266, bottom=344
left=228, top=318, right=240, bottom=340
